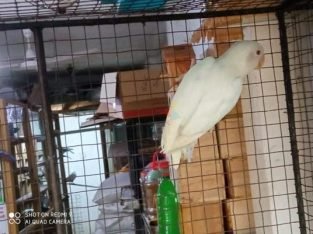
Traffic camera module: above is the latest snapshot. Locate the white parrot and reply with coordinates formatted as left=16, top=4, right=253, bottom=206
left=161, top=40, right=265, bottom=169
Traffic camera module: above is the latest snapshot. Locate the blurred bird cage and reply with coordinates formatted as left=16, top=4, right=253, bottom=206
left=24, top=0, right=80, bottom=14
left=0, top=0, right=312, bottom=234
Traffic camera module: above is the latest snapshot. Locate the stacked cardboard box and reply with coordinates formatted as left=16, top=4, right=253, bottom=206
left=178, top=101, right=256, bottom=233
left=180, top=202, right=224, bottom=234
left=82, top=67, right=170, bottom=126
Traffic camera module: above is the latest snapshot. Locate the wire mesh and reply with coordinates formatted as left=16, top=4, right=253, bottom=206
left=0, top=1, right=312, bottom=234
left=285, top=6, right=313, bottom=234
left=0, top=0, right=284, bottom=24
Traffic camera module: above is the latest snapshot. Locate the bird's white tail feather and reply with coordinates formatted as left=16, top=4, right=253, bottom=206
left=168, top=150, right=181, bottom=192
left=168, top=150, right=182, bottom=171
left=182, top=143, right=196, bottom=162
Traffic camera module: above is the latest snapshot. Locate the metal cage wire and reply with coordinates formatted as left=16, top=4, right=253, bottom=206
left=0, top=0, right=283, bottom=23
left=0, top=1, right=312, bottom=234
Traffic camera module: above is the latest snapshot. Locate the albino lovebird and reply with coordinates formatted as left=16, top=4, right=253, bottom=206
left=161, top=40, right=264, bottom=169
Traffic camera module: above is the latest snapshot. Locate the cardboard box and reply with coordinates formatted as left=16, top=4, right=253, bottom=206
left=180, top=201, right=224, bottom=234
left=206, top=27, right=243, bottom=43
left=93, top=68, right=169, bottom=121
left=217, top=117, right=246, bottom=159
left=226, top=198, right=255, bottom=234
left=118, top=68, right=169, bottom=114
left=178, top=160, right=225, bottom=203
left=192, top=131, right=219, bottom=161
left=192, top=16, right=242, bottom=44
left=224, top=101, right=243, bottom=119
left=225, top=157, right=251, bottom=198
left=118, top=68, right=169, bottom=104
left=162, top=44, right=195, bottom=80
left=191, top=16, right=243, bottom=57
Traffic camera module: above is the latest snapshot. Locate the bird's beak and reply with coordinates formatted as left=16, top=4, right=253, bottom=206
left=256, top=54, right=265, bottom=69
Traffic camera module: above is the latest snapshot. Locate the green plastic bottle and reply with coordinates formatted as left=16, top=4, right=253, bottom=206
left=157, top=177, right=181, bottom=234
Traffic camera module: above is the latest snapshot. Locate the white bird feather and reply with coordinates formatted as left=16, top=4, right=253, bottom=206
left=161, top=40, right=265, bottom=169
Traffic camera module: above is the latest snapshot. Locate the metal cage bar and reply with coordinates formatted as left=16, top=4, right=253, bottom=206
left=276, top=9, right=307, bottom=234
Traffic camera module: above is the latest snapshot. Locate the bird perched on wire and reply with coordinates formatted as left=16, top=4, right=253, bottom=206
left=161, top=40, right=265, bottom=169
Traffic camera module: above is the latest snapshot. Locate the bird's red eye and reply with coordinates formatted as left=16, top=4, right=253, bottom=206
left=256, top=50, right=261, bottom=55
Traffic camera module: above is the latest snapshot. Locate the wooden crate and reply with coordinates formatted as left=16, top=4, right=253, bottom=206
left=180, top=201, right=224, bottom=234
left=226, top=198, right=256, bottom=234
left=217, top=117, right=246, bottom=159
left=226, top=157, right=251, bottom=198
left=178, top=160, right=225, bottom=203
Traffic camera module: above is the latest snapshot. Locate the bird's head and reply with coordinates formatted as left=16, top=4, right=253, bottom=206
left=220, top=40, right=265, bottom=77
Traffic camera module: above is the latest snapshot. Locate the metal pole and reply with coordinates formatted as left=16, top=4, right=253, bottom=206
left=100, top=124, right=110, bottom=179
left=126, top=120, right=145, bottom=234
left=32, top=27, right=65, bottom=234
left=276, top=10, right=307, bottom=234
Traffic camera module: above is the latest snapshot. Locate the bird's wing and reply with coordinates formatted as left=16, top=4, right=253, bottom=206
left=163, top=65, right=243, bottom=153
left=161, top=57, right=216, bottom=153
left=164, top=92, right=226, bottom=152
left=181, top=76, right=243, bottom=138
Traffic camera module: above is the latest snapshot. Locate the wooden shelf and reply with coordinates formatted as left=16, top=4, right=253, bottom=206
left=11, top=137, right=26, bottom=145
left=11, top=135, right=45, bottom=145
left=14, top=167, right=29, bottom=174
left=0, top=99, right=42, bottom=234
left=16, top=185, right=48, bottom=205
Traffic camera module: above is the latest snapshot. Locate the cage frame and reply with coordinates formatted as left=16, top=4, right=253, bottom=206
left=0, top=0, right=312, bottom=233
